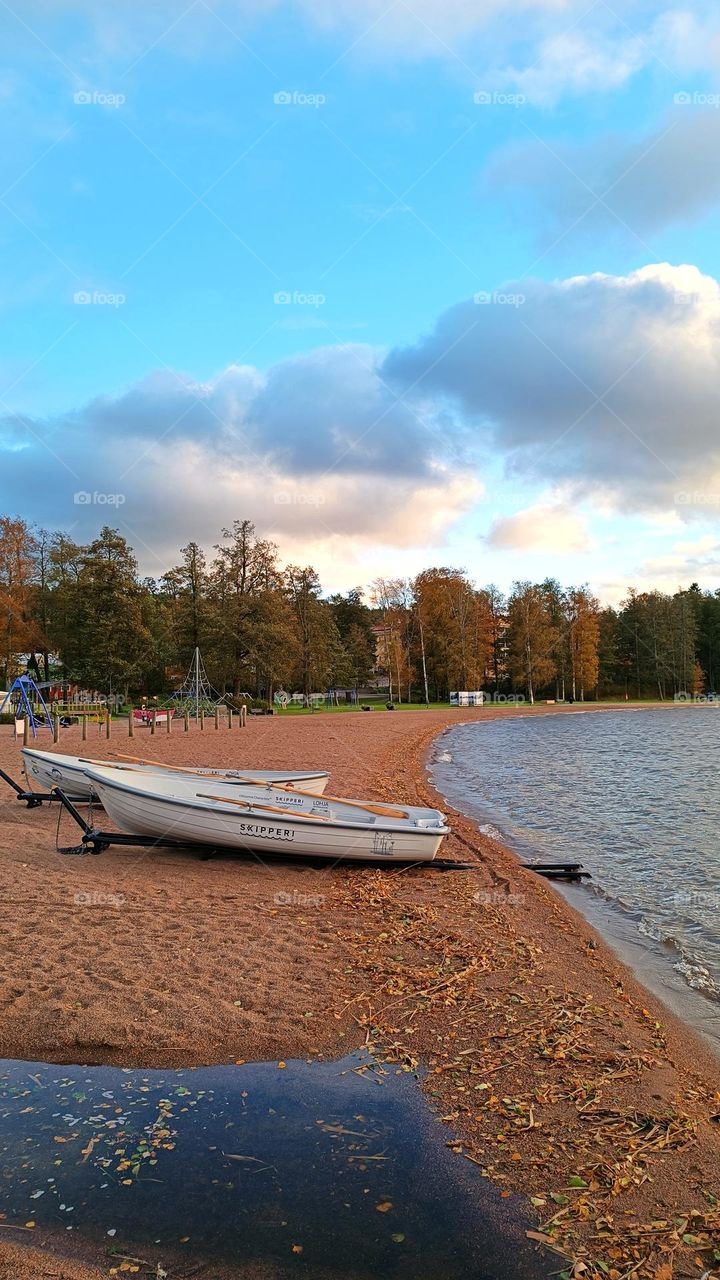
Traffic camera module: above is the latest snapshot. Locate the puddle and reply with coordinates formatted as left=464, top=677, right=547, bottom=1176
left=0, top=1051, right=552, bottom=1279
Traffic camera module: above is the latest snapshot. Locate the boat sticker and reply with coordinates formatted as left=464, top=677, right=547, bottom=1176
left=235, top=821, right=295, bottom=842
left=372, top=832, right=395, bottom=856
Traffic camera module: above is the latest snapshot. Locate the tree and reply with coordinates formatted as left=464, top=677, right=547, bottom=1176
left=566, top=586, right=600, bottom=700
left=507, top=581, right=558, bottom=704
left=72, top=528, right=151, bottom=695
left=0, top=517, right=40, bottom=684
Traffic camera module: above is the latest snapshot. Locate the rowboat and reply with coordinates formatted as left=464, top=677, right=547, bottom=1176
left=81, top=765, right=449, bottom=863
left=21, top=748, right=330, bottom=801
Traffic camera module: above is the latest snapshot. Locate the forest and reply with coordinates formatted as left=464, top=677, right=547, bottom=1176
left=0, top=515, right=717, bottom=705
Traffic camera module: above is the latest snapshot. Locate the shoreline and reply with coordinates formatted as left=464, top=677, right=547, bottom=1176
left=428, top=708, right=720, bottom=1059
left=0, top=702, right=718, bottom=1279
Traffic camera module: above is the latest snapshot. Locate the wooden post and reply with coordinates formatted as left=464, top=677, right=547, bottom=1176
left=200, top=709, right=205, bottom=731
left=227, top=707, right=233, bottom=730
left=151, top=710, right=156, bottom=736
left=53, top=715, right=60, bottom=743
left=106, top=710, right=111, bottom=739
left=82, top=714, right=88, bottom=742
left=128, top=711, right=134, bottom=737
left=184, top=710, right=189, bottom=733
left=240, top=705, right=247, bottom=728
left=166, top=709, right=171, bottom=734
left=21, top=717, right=28, bottom=746
left=214, top=707, right=219, bottom=731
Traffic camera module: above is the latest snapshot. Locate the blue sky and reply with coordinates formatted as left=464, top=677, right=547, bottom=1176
left=2, top=0, right=720, bottom=598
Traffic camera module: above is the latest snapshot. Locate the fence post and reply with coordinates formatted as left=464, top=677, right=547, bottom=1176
left=214, top=707, right=219, bottom=731
left=151, top=710, right=156, bottom=736
left=184, top=710, right=189, bottom=733
left=240, top=705, right=247, bottom=728
left=128, top=711, right=134, bottom=737
left=82, top=714, right=88, bottom=742
left=106, top=710, right=111, bottom=739
left=22, top=718, right=29, bottom=746
left=166, top=709, right=172, bottom=734
left=53, top=715, right=60, bottom=744
left=200, top=709, right=205, bottom=731
left=227, top=707, right=233, bottom=730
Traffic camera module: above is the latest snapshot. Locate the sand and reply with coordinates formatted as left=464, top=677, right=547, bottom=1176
left=0, top=704, right=718, bottom=1279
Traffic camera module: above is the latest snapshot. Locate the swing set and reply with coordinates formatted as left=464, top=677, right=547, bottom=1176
left=0, top=674, right=53, bottom=738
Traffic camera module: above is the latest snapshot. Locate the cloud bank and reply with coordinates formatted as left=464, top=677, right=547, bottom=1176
left=3, top=262, right=720, bottom=576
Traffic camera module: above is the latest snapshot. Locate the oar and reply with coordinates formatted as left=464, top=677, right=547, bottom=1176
left=197, top=793, right=333, bottom=822
left=109, top=752, right=275, bottom=787
left=111, top=752, right=411, bottom=819
left=263, top=783, right=411, bottom=820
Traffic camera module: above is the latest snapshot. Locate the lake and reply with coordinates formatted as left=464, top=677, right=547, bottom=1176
left=431, top=707, right=720, bottom=1052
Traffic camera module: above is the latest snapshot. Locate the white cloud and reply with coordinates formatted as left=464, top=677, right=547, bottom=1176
left=487, top=501, right=590, bottom=551
left=385, top=262, right=720, bottom=516
left=0, top=347, right=479, bottom=575
left=18, top=1, right=720, bottom=103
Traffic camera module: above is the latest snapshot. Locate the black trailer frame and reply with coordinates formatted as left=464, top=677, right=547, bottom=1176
left=0, top=765, right=89, bottom=809
left=49, top=786, right=590, bottom=877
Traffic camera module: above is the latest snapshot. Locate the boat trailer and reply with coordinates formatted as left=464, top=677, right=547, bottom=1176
left=0, top=765, right=88, bottom=809
left=48, top=788, right=591, bottom=879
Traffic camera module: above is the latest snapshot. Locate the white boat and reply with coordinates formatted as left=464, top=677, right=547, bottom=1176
left=21, top=747, right=330, bottom=801
left=82, top=765, right=449, bottom=863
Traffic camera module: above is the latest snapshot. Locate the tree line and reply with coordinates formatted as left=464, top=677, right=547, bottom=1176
left=0, top=515, right=717, bottom=704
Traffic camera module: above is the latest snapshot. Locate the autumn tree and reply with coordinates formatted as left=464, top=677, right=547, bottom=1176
left=507, top=581, right=558, bottom=704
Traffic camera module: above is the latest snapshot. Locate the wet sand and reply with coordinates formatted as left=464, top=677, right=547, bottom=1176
left=0, top=704, right=718, bottom=1278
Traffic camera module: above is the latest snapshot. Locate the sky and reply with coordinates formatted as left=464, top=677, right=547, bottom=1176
left=1, top=0, right=720, bottom=601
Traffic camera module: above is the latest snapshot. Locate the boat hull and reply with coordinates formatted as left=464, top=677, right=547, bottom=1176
left=21, top=749, right=330, bottom=801
left=85, top=769, right=448, bottom=864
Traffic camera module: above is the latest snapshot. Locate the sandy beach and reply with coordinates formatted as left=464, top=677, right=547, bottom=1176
left=0, top=704, right=718, bottom=1279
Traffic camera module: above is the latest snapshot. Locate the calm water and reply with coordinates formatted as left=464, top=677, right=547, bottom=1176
left=0, top=1051, right=551, bottom=1279
left=431, top=708, right=720, bottom=1047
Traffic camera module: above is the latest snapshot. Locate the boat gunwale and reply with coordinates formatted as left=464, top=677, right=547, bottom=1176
left=21, top=747, right=330, bottom=785
left=83, top=767, right=449, bottom=836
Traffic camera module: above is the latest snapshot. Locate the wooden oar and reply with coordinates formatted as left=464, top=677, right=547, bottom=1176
left=197, top=793, right=333, bottom=822
left=109, top=752, right=274, bottom=787
left=265, top=783, right=411, bottom=820
left=111, top=752, right=411, bottom=820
